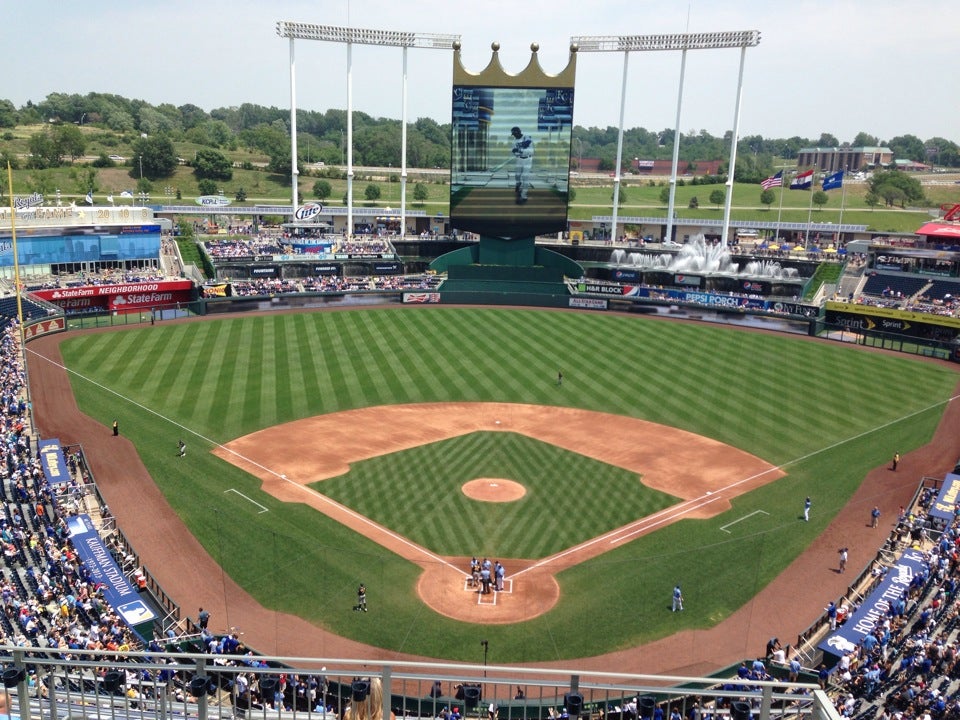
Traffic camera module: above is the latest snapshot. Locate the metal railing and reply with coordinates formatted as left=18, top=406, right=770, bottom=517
left=0, top=647, right=836, bottom=720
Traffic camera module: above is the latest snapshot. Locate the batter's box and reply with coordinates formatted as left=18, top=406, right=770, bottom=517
left=474, top=579, right=515, bottom=606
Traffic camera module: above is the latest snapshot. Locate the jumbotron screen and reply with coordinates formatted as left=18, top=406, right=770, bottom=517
left=450, top=85, right=574, bottom=240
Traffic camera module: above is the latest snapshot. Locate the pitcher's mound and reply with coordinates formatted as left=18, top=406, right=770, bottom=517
left=463, top=478, right=526, bottom=502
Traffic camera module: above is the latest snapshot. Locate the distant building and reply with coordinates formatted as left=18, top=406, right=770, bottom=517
left=573, top=158, right=721, bottom=176
left=796, top=146, right=893, bottom=172
left=632, top=159, right=722, bottom=176
left=892, top=158, right=931, bottom=172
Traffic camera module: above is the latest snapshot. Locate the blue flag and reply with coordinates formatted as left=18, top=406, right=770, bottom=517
left=822, top=171, right=844, bottom=191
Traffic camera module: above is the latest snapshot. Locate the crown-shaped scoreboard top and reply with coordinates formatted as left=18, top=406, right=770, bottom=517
left=453, top=41, right=577, bottom=88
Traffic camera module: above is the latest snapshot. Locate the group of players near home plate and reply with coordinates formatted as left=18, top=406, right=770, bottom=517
left=469, top=557, right=505, bottom=594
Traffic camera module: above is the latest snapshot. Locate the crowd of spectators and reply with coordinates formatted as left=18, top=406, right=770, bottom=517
left=0, top=318, right=144, bottom=661
left=203, top=237, right=286, bottom=258
left=202, top=235, right=394, bottom=260
left=212, top=274, right=442, bottom=298
left=749, top=483, right=960, bottom=720
left=20, top=269, right=167, bottom=293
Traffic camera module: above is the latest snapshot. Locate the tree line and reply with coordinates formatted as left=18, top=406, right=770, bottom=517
left=1, top=92, right=957, bottom=184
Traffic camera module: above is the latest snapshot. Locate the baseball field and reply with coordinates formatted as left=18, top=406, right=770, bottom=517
left=34, top=306, right=960, bottom=664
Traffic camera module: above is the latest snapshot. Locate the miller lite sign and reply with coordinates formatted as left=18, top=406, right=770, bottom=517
left=295, top=202, right=324, bottom=221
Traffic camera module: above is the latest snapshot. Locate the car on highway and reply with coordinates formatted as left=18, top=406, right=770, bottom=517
left=108, top=154, right=125, bottom=161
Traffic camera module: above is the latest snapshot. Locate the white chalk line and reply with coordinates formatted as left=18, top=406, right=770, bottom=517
left=224, top=488, right=269, bottom=514
left=720, top=509, right=769, bottom=534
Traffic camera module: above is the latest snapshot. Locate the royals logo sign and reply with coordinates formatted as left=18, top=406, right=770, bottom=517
left=13, top=192, right=43, bottom=209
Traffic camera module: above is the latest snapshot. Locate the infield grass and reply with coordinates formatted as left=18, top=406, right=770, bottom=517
left=316, top=431, right=678, bottom=559
left=57, top=307, right=960, bottom=662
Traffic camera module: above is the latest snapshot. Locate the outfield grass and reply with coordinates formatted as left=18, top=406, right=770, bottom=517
left=58, top=308, right=959, bottom=662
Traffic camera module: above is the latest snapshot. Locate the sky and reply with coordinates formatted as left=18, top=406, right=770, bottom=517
left=7, top=0, right=958, bottom=145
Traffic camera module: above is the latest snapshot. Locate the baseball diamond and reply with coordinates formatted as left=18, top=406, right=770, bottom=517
left=25, top=306, right=960, bottom=673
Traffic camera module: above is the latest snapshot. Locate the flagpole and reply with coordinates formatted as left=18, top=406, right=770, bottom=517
left=6, top=162, right=25, bottom=343
left=838, top=173, right=847, bottom=238
left=775, top=170, right=787, bottom=241
left=804, top=165, right=816, bottom=247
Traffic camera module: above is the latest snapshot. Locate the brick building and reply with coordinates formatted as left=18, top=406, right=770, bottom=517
left=796, top=146, right=893, bottom=172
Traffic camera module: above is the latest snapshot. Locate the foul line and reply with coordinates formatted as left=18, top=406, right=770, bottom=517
left=720, top=509, right=769, bottom=534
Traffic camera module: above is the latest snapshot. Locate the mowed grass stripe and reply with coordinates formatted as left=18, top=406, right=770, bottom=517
left=460, top=310, right=557, bottom=400
left=424, top=309, right=494, bottom=401
left=351, top=311, right=415, bottom=404
left=108, top=329, right=168, bottom=395
left=237, top=318, right=268, bottom=434
left=205, top=320, right=250, bottom=439
left=173, top=322, right=229, bottom=423
left=495, top=310, right=579, bottom=399
left=289, top=315, right=326, bottom=417
left=325, top=313, right=374, bottom=409
left=313, top=317, right=354, bottom=411
left=277, top=316, right=310, bottom=421
left=416, top=310, right=491, bottom=400
left=377, top=310, right=449, bottom=404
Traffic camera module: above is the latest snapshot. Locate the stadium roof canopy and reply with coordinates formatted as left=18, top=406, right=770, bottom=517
left=917, top=222, right=960, bottom=239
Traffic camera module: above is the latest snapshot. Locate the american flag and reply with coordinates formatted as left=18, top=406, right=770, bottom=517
left=760, top=171, right=783, bottom=190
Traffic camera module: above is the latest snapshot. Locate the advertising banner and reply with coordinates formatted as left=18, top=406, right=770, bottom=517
left=611, top=269, right=641, bottom=283
left=66, top=514, right=157, bottom=638
left=203, top=284, right=229, bottom=297
left=34, top=280, right=194, bottom=301
left=929, top=473, right=960, bottom=523
left=372, top=261, right=402, bottom=274
left=33, top=280, right=195, bottom=314
left=38, top=438, right=70, bottom=489
left=249, top=266, right=280, bottom=278
left=403, top=293, right=441, bottom=304
left=22, top=317, right=65, bottom=340
left=569, top=297, right=607, bottom=310
left=311, top=264, right=340, bottom=276
left=825, top=301, right=960, bottom=339
left=817, top=548, right=927, bottom=660
left=575, top=281, right=624, bottom=296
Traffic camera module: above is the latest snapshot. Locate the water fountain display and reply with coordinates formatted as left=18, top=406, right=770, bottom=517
left=610, top=234, right=799, bottom=279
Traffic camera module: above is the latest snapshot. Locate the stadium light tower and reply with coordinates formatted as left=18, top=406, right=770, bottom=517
left=277, top=22, right=459, bottom=238
left=570, top=30, right=760, bottom=246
